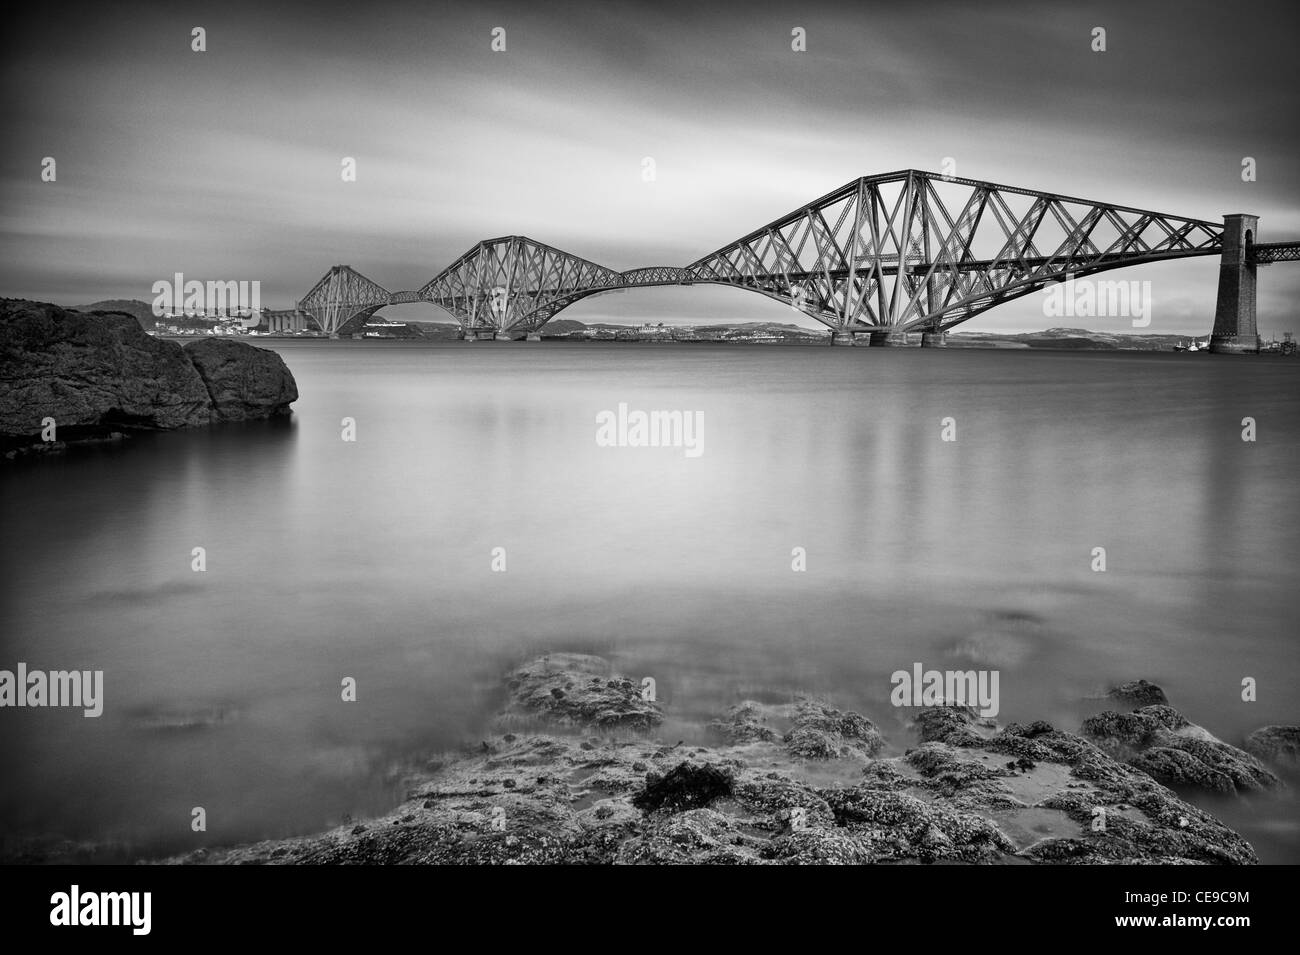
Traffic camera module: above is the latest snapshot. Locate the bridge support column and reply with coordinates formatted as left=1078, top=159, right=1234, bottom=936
left=869, top=329, right=911, bottom=347
left=920, top=331, right=948, bottom=348
left=1209, top=213, right=1259, bottom=354
left=494, top=332, right=514, bottom=341
left=525, top=332, right=542, bottom=342
left=831, top=330, right=855, bottom=346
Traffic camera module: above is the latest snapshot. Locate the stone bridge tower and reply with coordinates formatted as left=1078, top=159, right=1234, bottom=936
left=1209, top=213, right=1259, bottom=354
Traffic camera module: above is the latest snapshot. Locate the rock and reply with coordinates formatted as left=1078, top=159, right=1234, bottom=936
left=1244, top=726, right=1300, bottom=766
left=823, top=787, right=1016, bottom=863
left=1106, top=679, right=1169, bottom=708
left=183, top=338, right=297, bottom=421
left=1081, top=705, right=1189, bottom=747
left=140, top=654, right=1259, bottom=867
left=632, top=762, right=734, bottom=814
left=499, top=654, right=663, bottom=730
left=1128, top=747, right=1235, bottom=793
left=783, top=698, right=884, bottom=760
left=1082, top=704, right=1279, bottom=793
left=709, top=701, right=778, bottom=743
left=1, top=299, right=298, bottom=456
left=1, top=299, right=212, bottom=438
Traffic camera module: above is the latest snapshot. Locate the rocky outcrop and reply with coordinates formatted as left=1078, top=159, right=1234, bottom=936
left=1, top=299, right=297, bottom=457
left=784, top=698, right=884, bottom=759
left=498, top=653, right=663, bottom=730
left=1106, top=678, right=1169, bottom=708
left=184, top=338, right=297, bottom=421
left=1, top=300, right=212, bottom=436
left=152, top=655, right=1258, bottom=866
left=1082, top=703, right=1279, bottom=794
left=709, top=697, right=884, bottom=760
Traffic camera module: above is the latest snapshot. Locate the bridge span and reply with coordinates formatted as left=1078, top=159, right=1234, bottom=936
left=295, top=169, right=1299, bottom=352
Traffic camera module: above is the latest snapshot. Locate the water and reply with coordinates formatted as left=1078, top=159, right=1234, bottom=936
left=1, top=342, right=1297, bottom=862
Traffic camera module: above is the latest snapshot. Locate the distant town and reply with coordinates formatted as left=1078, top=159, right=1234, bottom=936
left=71, top=299, right=1297, bottom=353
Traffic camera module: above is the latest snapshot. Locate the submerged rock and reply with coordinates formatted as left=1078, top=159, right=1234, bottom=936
left=499, top=653, right=663, bottom=730
left=1243, top=726, right=1300, bottom=767
left=709, top=701, right=778, bottom=743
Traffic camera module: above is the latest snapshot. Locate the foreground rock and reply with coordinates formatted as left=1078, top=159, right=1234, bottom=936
left=156, top=655, right=1257, bottom=866
left=1, top=299, right=296, bottom=457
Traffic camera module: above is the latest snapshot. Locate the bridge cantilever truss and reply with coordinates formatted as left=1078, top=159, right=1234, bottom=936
left=685, top=170, right=1225, bottom=335
left=297, top=169, right=1238, bottom=338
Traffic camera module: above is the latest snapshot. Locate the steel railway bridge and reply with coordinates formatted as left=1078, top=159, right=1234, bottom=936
left=296, top=169, right=1299, bottom=352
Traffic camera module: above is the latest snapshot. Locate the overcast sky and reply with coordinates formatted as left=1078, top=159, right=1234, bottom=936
left=2, top=0, right=1298, bottom=332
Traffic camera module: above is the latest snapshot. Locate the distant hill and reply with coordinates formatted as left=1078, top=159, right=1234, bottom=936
left=404, top=321, right=465, bottom=341
left=74, top=299, right=156, bottom=329
left=953, top=327, right=1189, bottom=351
left=535, top=320, right=1194, bottom=349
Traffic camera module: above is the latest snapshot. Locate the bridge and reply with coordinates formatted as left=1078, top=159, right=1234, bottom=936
left=296, top=169, right=1299, bottom=352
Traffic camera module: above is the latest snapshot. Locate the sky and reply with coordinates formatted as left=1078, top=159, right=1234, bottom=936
left=2, top=0, right=1298, bottom=333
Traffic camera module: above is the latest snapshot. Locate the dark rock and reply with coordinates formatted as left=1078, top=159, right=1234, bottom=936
left=632, top=762, right=734, bottom=813
left=0, top=299, right=298, bottom=456
left=1, top=299, right=212, bottom=438
left=183, top=338, right=297, bottom=421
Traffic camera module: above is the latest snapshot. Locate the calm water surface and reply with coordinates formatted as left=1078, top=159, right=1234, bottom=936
left=2, top=342, right=1297, bottom=861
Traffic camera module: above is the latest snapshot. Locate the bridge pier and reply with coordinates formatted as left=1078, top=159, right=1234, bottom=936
left=831, top=330, right=855, bottom=346
left=920, top=331, right=948, bottom=348
left=869, top=330, right=911, bottom=347
left=1209, top=213, right=1260, bottom=354
left=494, top=332, right=514, bottom=341
left=525, top=332, right=542, bottom=342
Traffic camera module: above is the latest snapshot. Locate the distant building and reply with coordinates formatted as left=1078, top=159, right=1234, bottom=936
left=262, top=309, right=310, bottom=333
left=638, top=322, right=673, bottom=341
